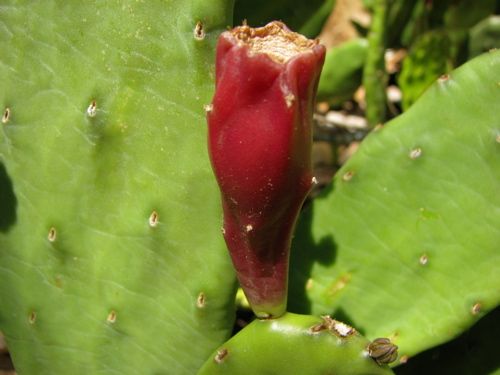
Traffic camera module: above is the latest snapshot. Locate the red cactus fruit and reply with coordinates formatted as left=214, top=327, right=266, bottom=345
left=207, top=21, right=325, bottom=318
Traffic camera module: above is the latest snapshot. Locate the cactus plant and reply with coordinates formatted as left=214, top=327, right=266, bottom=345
left=362, top=0, right=389, bottom=127
left=289, top=49, right=500, bottom=361
left=1, top=1, right=499, bottom=374
left=198, top=313, right=395, bottom=375
left=0, top=1, right=236, bottom=374
left=398, top=31, right=453, bottom=110
left=386, top=0, right=418, bottom=47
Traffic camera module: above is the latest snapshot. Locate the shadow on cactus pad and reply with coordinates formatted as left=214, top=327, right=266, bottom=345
left=0, top=163, right=16, bottom=232
left=395, top=307, right=500, bottom=375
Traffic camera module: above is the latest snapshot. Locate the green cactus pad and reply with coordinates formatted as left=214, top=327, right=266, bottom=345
left=198, top=313, right=394, bottom=375
left=468, top=16, right=500, bottom=59
left=0, top=1, right=235, bottom=374
left=289, top=50, right=500, bottom=361
left=398, top=31, right=452, bottom=110
left=317, top=38, right=368, bottom=104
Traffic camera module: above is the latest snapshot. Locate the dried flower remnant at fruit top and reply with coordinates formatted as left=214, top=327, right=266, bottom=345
left=207, top=21, right=325, bottom=319
left=231, top=22, right=319, bottom=63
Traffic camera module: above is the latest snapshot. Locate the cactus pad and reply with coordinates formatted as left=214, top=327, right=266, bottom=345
left=398, top=31, right=452, bottom=110
left=198, top=313, right=395, bottom=375
left=317, top=38, right=368, bottom=104
left=0, top=1, right=235, bottom=374
left=289, top=50, right=500, bottom=361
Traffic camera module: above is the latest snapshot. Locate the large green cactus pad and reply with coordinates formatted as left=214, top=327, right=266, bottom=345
left=289, top=50, right=500, bottom=361
left=198, top=313, right=394, bottom=375
left=0, top=1, right=235, bottom=374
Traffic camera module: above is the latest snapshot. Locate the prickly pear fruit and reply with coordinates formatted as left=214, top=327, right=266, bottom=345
left=197, top=313, right=396, bottom=375
left=207, top=21, right=325, bottom=318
